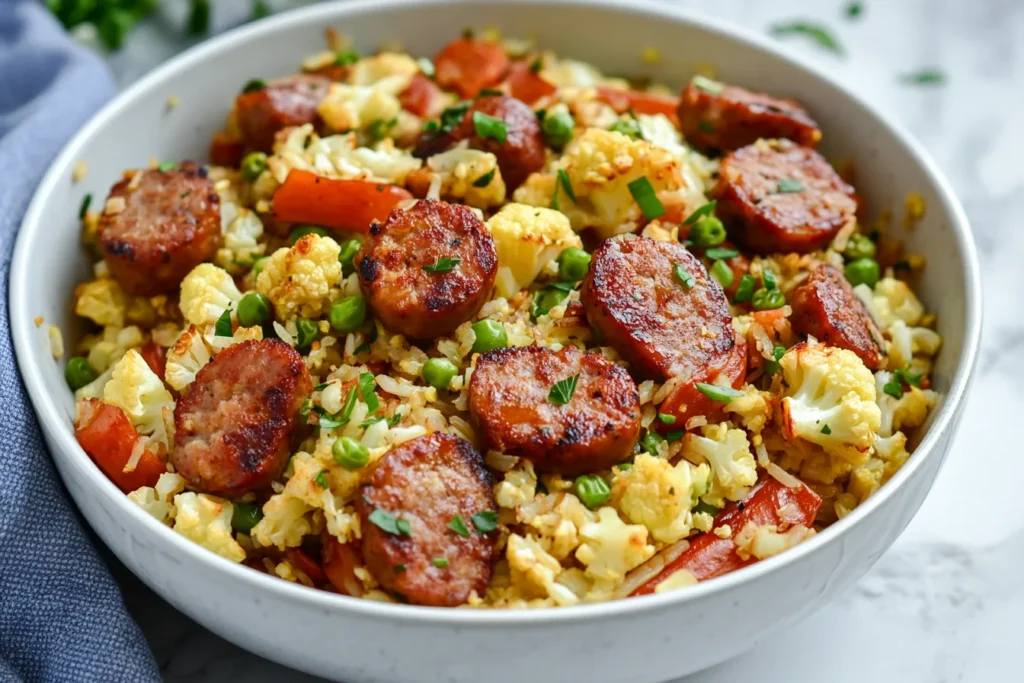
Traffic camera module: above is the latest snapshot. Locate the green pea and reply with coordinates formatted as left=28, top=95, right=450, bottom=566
left=531, top=287, right=570, bottom=320
left=64, top=356, right=97, bottom=391
left=541, top=110, right=575, bottom=148
left=422, top=358, right=458, bottom=390
left=751, top=288, right=786, bottom=311
left=844, top=257, right=881, bottom=288
left=332, top=436, right=370, bottom=470
left=471, top=320, right=507, bottom=354
left=231, top=502, right=264, bottom=533
left=843, top=234, right=876, bottom=261
left=608, top=119, right=642, bottom=140
left=288, top=225, right=330, bottom=245
left=251, top=256, right=270, bottom=279
left=557, top=247, right=591, bottom=282
left=328, top=296, right=367, bottom=332
left=337, top=238, right=361, bottom=276
left=689, top=216, right=726, bottom=249
left=295, top=318, right=320, bottom=351
left=236, top=292, right=271, bottom=327
left=639, top=431, right=664, bottom=456
left=239, top=152, right=267, bottom=182
left=573, top=474, right=611, bottom=509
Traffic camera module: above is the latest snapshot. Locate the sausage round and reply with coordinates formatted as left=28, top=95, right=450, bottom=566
left=677, top=80, right=821, bottom=153
left=356, top=432, right=497, bottom=607
left=581, top=235, right=735, bottom=382
left=470, top=345, right=641, bottom=474
left=234, top=74, right=331, bottom=152
left=171, top=339, right=313, bottom=498
left=98, top=163, right=221, bottom=297
left=433, top=38, right=510, bottom=99
left=711, top=139, right=858, bottom=255
left=355, top=199, right=498, bottom=339
left=789, top=263, right=886, bottom=370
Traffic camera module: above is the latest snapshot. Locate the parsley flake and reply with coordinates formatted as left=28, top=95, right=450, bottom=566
left=674, top=263, right=696, bottom=289
left=776, top=178, right=804, bottom=193
left=695, top=383, right=744, bottom=403
left=368, top=508, right=411, bottom=536
left=314, top=469, right=328, bottom=487
left=770, top=22, right=844, bottom=56
left=472, top=111, right=509, bottom=143
left=472, top=169, right=496, bottom=187
left=358, top=372, right=380, bottom=413
left=470, top=510, right=498, bottom=533
left=432, top=557, right=449, bottom=568
left=448, top=515, right=471, bottom=537
left=423, top=257, right=461, bottom=273
left=548, top=374, right=580, bottom=405
left=683, top=200, right=717, bottom=226
left=214, top=309, right=233, bottom=337
left=821, top=424, right=832, bottom=435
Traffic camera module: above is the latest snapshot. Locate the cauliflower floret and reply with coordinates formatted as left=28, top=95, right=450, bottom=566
left=215, top=203, right=266, bottom=274
left=683, top=423, right=758, bottom=507
left=251, top=493, right=315, bottom=550
left=74, top=278, right=127, bottom=327
left=611, top=452, right=709, bottom=543
left=103, top=349, right=175, bottom=450
left=575, top=507, right=654, bottom=589
left=128, top=472, right=186, bottom=524
left=317, top=81, right=404, bottom=132
left=507, top=534, right=579, bottom=606
left=724, top=385, right=773, bottom=433
left=485, top=203, right=583, bottom=298
left=780, top=344, right=881, bottom=462
left=179, top=263, right=243, bottom=327
left=539, top=58, right=605, bottom=88
left=874, top=431, right=912, bottom=481
left=172, top=492, right=246, bottom=562
left=272, top=126, right=423, bottom=186
left=733, top=521, right=815, bottom=561
left=886, top=321, right=942, bottom=374
left=84, top=325, right=146, bottom=373
left=513, top=128, right=696, bottom=239
left=256, top=234, right=342, bottom=319
left=874, top=371, right=938, bottom=437
left=164, top=325, right=212, bottom=391
left=348, top=52, right=419, bottom=86
left=853, top=277, right=925, bottom=330
left=423, top=145, right=507, bottom=209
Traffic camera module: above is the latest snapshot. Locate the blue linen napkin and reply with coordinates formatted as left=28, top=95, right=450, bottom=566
left=0, top=1, right=160, bottom=681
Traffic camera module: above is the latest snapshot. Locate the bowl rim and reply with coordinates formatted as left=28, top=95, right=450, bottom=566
left=10, top=0, right=982, bottom=626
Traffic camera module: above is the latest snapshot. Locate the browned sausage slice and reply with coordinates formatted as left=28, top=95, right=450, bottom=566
left=581, top=235, right=734, bottom=382
left=356, top=432, right=496, bottom=607
left=98, top=163, right=221, bottom=297
left=234, top=75, right=331, bottom=152
left=678, top=79, right=821, bottom=153
left=711, top=139, right=858, bottom=255
left=469, top=345, right=641, bottom=474
left=356, top=199, right=498, bottom=339
left=789, top=264, right=886, bottom=370
left=172, top=339, right=313, bottom=497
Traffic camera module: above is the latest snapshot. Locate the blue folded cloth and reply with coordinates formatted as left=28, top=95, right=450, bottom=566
left=0, top=1, right=160, bottom=681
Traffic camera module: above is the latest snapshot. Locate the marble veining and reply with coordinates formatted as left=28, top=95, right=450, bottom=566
left=87, top=0, right=1022, bottom=680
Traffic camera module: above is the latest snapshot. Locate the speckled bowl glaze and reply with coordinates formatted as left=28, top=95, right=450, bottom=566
left=9, top=1, right=981, bottom=681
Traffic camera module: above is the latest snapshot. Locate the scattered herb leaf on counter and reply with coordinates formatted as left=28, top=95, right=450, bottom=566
left=901, top=69, right=946, bottom=86
left=845, top=2, right=864, bottom=19
left=770, top=22, right=844, bottom=55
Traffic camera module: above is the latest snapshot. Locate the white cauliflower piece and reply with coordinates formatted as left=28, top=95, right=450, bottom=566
left=495, top=459, right=538, bottom=509
left=85, top=325, right=146, bottom=373
left=683, top=423, right=757, bottom=507
left=853, top=277, right=926, bottom=330
left=164, top=325, right=212, bottom=391
left=724, top=385, right=773, bottom=433
left=507, top=534, right=579, bottom=606
left=733, top=522, right=815, bottom=561
left=179, top=263, right=243, bottom=327
left=215, top=204, right=266, bottom=274
left=611, top=453, right=709, bottom=544
left=485, top=203, right=583, bottom=298
left=74, top=278, right=127, bottom=327
left=874, top=371, right=938, bottom=438
left=256, top=234, right=342, bottom=319
left=575, top=507, right=654, bottom=588
left=103, top=349, right=175, bottom=450
left=128, top=472, right=186, bottom=524
left=252, top=493, right=315, bottom=550
left=317, top=81, right=404, bottom=132
left=274, top=127, right=422, bottom=186
left=172, top=492, right=246, bottom=562
left=513, top=128, right=695, bottom=239
left=348, top=52, right=419, bottom=86
left=780, top=344, right=881, bottom=462
left=424, top=145, right=506, bottom=209
left=539, top=58, right=604, bottom=88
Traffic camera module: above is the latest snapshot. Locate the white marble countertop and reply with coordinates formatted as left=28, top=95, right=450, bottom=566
left=94, top=0, right=1022, bottom=680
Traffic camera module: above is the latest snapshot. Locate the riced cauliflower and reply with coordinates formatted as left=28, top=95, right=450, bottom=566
left=74, top=278, right=127, bottom=327
left=179, top=263, right=244, bottom=327
left=780, top=344, right=881, bottom=462
left=128, top=472, right=186, bottom=524
left=486, top=203, right=582, bottom=298
left=271, top=126, right=422, bottom=186
left=252, top=493, right=315, bottom=549
left=422, top=145, right=507, bottom=209
left=256, top=234, right=342, bottom=319
left=494, top=459, right=538, bottom=509
left=83, top=324, right=146, bottom=373
left=575, top=507, right=654, bottom=590
left=507, top=534, right=579, bottom=606
left=103, top=349, right=175, bottom=450
left=172, top=492, right=246, bottom=562
left=164, top=325, right=212, bottom=391
left=348, top=52, right=419, bottom=86
left=733, top=521, right=815, bottom=561
left=683, top=423, right=758, bottom=507
left=215, top=203, right=266, bottom=274
left=317, top=81, right=404, bottom=133
left=513, top=128, right=698, bottom=239
left=611, top=452, right=709, bottom=544
left=724, top=385, right=773, bottom=433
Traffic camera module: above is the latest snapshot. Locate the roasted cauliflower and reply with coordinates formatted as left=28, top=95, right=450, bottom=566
left=215, top=203, right=266, bottom=275
left=413, top=144, right=507, bottom=209
left=486, top=203, right=582, bottom=298
left=256, top=233, right=342, bottom=320
left=102, top=349, right=175, bottom=450
left=179, top=263, right=244, bottom=327
left=74, top=277, right=127, bottom=327
left=172, top=492, right=246, bottom=562
left=575, top=506, right=654, bottom=590
left=611, top=452, right=710, bottom=544
left=164, top=325, right=212, bottom=392
left=682, top=423, right=758, bottom=507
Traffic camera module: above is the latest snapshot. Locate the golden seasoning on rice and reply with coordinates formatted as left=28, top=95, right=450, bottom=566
left=63, top=28, right=942, bottom=608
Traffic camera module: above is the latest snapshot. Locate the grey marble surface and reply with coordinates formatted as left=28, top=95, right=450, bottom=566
left=90, top=0, right=1022, bottom=680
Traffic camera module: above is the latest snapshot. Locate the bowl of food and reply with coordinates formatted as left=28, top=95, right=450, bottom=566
left=9, top=0, right=981, bottom=681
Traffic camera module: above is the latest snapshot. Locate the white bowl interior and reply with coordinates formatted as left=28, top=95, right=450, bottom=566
left=10, top=1, right=981, bottom=681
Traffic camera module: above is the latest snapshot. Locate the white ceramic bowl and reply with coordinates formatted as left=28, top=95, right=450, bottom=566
left=10, top=1, right=982, bottom=681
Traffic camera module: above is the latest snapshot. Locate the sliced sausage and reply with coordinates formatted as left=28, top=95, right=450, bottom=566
left=356, top=432, right=496, bottom=607
left=789, top=263, right=886, bottom=370
left=171, top=339, right=313, bottom=497
left=398, top=72, right=447, bottom=118
left=581, top=235, right=735, bottom=382
left=677, top=79, right=821, bottom=153
left=433, top=37, right=510, bottom=99
left=657, top=332, right=748, bottom=430
left=98, top=163, right=221, bottom=297
left=470, top=345, right=641, bottom=474
left=355, top=199, right=497, bottom=339
left=234, top=74, right=331, bottom=152
left=711, top=139, right=858, bottom=255
left=505, top=61, right=556, bottom=105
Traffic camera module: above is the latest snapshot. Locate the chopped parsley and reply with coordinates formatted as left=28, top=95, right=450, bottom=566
left=733, top=274, right=756, bottom=303
left=698, top=121, right=715, bottom=133
left=657, top=413, right=676, bottom=425
left=770, top=22, right=844, bottom=56
left=423, top=257, right=461, bottom=273
left=530, top=57, right=543, bottom=73
left=477, top=88, right=504, bottom=98
left=359, top=413, right=402, bottom=429
left=432, top=557, right=449, bottom=568
left=472, top=169, right=496, bottom=187
left=665, top=429, right=686, bottom=443
left=472, top=111, right=509, bottom=143
left=241, top=78, right=266, bottom=94
left=470, top=510, right=499, bottom=533
left=695, top=383, right=744, bottom=403
left=548, top=374, right=580, bottom=405
left=334, top=50, right=361, bottom=66
left=776, top=178, right=804, bottom=193
left=214, top=309, right=233, bottom=337
left=821, top=424, right=832, bottom=435
left=845, top=2, right=864, bottom=19
left=674, top=263, right=696, bottom=289
left=393, top=564, right=407, bottom=573
left=448, top=515, right=471, bottom=537
left=367, top=117, right=397, bottom=142
left=683, top=200, right=716, bottom=226
left=314, top=469, right=328, bottom=487
left=368, top=508, right=411, bottom=536
left=432, top=101, right=471, bottom=135
left=763, top=344, right=787, bottom=375
left=358, top=372, right=380, bottom=413
left=884, top=368, right=922, bottom=399
left=627, top=176, right=665, bottom=220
